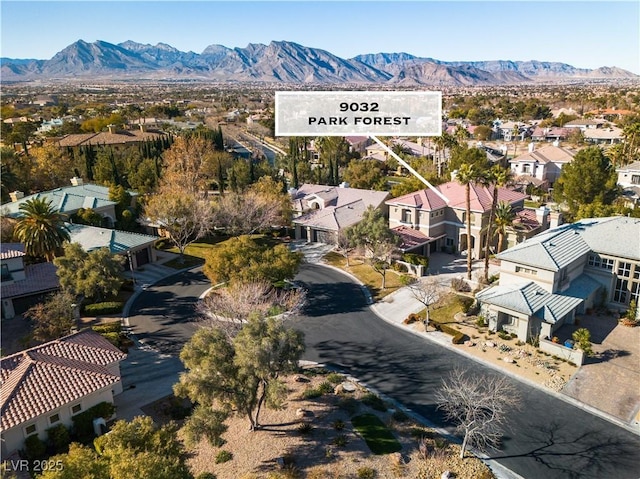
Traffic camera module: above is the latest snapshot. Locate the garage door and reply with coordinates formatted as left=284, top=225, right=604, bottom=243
left=136, top=248, right=150, bottom=267
left=315, top=230, right=334, bottom=244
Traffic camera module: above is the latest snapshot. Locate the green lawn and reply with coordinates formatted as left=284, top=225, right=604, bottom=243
left=324, top=252, right=404, bottom=300
left=351, top=413, right=402, bottom=455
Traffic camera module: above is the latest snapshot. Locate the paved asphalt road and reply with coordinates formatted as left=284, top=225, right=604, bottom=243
left=128, top=264, right=640, bottom=479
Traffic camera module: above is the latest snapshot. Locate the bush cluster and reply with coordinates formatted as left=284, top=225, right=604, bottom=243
left=84, top=302, right=124, bottom=316
left=402, top=253, right=429, bottom=267
left=457, top=295, right=475, bottom=313
left=451, top=277, right=471, bottom=292
left=403, top=313, right=422, bottom=325
left=72, top=401, right=116, bottom=444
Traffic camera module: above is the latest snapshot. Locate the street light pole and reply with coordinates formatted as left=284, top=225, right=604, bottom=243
left=127, top=251, right=136, bottom=286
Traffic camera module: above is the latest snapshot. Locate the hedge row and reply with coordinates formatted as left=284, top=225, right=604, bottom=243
left=84, top=302, right=124, bottom=316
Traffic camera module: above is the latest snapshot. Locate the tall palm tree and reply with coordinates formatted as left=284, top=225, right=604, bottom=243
left=493, top=201, right=515, bottom=255
left=14, top=198, right=70, bottom=261
left=456, top=163, right=479, bottom=280
left=482, top=166, right=514, bottom=282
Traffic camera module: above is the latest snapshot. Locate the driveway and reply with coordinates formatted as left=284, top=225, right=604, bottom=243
left=557, top=315, right=640, bottom=424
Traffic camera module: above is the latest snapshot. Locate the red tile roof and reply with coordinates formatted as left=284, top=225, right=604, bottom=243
left=392, top=226, right=432, bottom=250
left=387, top=181, right=527, bottom=213
left=1, top=330, right=126, bottom=430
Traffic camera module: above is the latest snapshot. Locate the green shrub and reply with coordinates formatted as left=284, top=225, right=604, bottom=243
left=457, top=295, right=475, bottom=313
left=391, top=262, right=408, bottom=273
left=361, top=393, right=387, bottom=412
left=332, top=434, right=348, bottom=447
left=84, top=302, right=124, bottom=316
left=317, top=381, right=334, bottom=394
left=196, top=473, right=217, bottom=479
left=437, top=323, right=460, bottom=337
left=46, top=423, right=71, bottom=454
left=402, top=253, right=428, bottom=267
left=155, top=238, right=172, bottom=250
left=302, top=387, right=322, bottom=399
left=92, top=321, right=122, bottom=334
left=357, top=466, right=377, bottom=479
left=215, top=450, right=233, bottom=464
left=23, top=434, right=46, bottom=461
left=71, top=401, right=115, bottom=444
left=476, top=316, right=487, bottom=327
left=326, top=372, right=344, bottom=384
left=332, top=419, right=345, bottom=430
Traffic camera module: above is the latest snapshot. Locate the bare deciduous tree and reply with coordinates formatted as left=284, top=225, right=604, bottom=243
left=334, top=230, right=355, bottom=266
left=436, top=368, right=520, bottom=459
left=213, top=188, right=289, bottom=236
left=144, top=188, right=214, bottom=260
left=408, top=277, right=442, bottom=329
left=197, top=280, right=305, bottom=337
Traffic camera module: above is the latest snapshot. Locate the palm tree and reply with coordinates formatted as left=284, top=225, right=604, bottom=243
left=14, top=198, right=70, bottom=261
left=455, top=163, right=479, bottom=280
left=482, top=166, right=514, bottom=282
left=493, top=201, right=515, bottom=255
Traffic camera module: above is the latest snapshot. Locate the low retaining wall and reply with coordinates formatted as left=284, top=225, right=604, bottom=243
left=539, top=337, right=585, bottom=366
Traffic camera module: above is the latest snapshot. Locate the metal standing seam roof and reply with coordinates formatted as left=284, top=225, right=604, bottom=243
left=496, top=223, right=592, bottom=271
left=575, top=216, right=640, bottom=262
left=1, top=330, right=126, bottom=430
left=66, top=223, right=158, bottom=254
left=476, top=282, right=583, bottom=324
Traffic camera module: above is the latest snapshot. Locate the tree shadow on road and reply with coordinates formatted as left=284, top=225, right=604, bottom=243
left=302, top=282, right=367, bottom=316
left=492, top=420, right=639, bottom=479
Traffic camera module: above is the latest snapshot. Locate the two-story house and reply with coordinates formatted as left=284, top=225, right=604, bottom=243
left=290, top=183, right=389, bottom=244
left=386, top=181, right=528, bottom=258
left=476, top=216, right=640, bottom=342
left=509, top=143, right=576, bottom=190
left=617, top=160, right=640, bottom=207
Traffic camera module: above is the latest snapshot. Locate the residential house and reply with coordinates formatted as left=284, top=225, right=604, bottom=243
left=0, top=330, right=127, bottom=458
left=344, top=136, right=372, bottom=155
left=2, top=178, right=136, bottom=228
left=583, top=126, right=624, bottom=145
left=616, top=160, right=640, bottom=206
left=530, top=126, right=570, bottom=143
left=476, top=216, right=640, bottom=342
left=563, top=119, right=606, bottom=130
left=290, top=183, right=389, bottom=244
left=56, top=124, right=166, bottom=149
left=1, top=244, right=59, bottom=319
left=386, top=181, right=528, bottom=258
left=509, top=143, right=576, bottom=190
left=66, top=223, right=159, bottom=270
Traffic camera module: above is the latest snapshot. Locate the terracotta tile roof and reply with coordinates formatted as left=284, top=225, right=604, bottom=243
left=392, top=226, right=432, bottom=250
left=57, top=129, right=165, bottom=147
left=1, top=330, right=126, bottom=430
left=512, top=209, right=542, bottom=232
left=0, top=243, right=25, bottom=260
left=388, top=181, right=527, bottom=213
left=1, top=262, right=60, bottom=299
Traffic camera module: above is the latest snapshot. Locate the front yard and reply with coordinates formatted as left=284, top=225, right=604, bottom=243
left=323, top=252, right=406, bottom=301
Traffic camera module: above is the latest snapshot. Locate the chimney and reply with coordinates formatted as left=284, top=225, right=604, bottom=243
left=535, top=206, right=549, bottom=229
left=552, top=139, right=560, bottom=147
left=107, top=124, right=116, bottom=134
left=528, top=142, right=535, bottom=153
left=9, top=191, right=24, bottom=202
left=70, top=177, right=84, bottom=186
left=549, top=211, right=563, bottom=229
left=339, top=182, right=349, bottom=188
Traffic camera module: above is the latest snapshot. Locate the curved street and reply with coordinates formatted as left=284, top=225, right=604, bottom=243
left=125, top=263, right=640, bottom=479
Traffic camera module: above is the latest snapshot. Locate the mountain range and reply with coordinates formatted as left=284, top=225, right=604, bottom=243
left=1, top=39, right=637, bottom=85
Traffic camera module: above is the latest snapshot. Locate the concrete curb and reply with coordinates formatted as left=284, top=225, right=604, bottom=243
left=298, top=360, right=525, bottom=479
left=368, top=298, right=640, bottom=437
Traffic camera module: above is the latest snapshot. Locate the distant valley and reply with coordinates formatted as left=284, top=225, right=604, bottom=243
left=1, top=39, right=637, bottom=85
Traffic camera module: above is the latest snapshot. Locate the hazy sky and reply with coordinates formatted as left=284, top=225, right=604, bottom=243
left=2, top=1, right=639, bottom=74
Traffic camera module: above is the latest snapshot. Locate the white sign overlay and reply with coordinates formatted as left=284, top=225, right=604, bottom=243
left=275, top=91, right=442, bottom=136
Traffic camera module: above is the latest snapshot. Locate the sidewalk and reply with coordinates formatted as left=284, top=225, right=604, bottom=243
left=369, top=277, right=640, bottom=436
